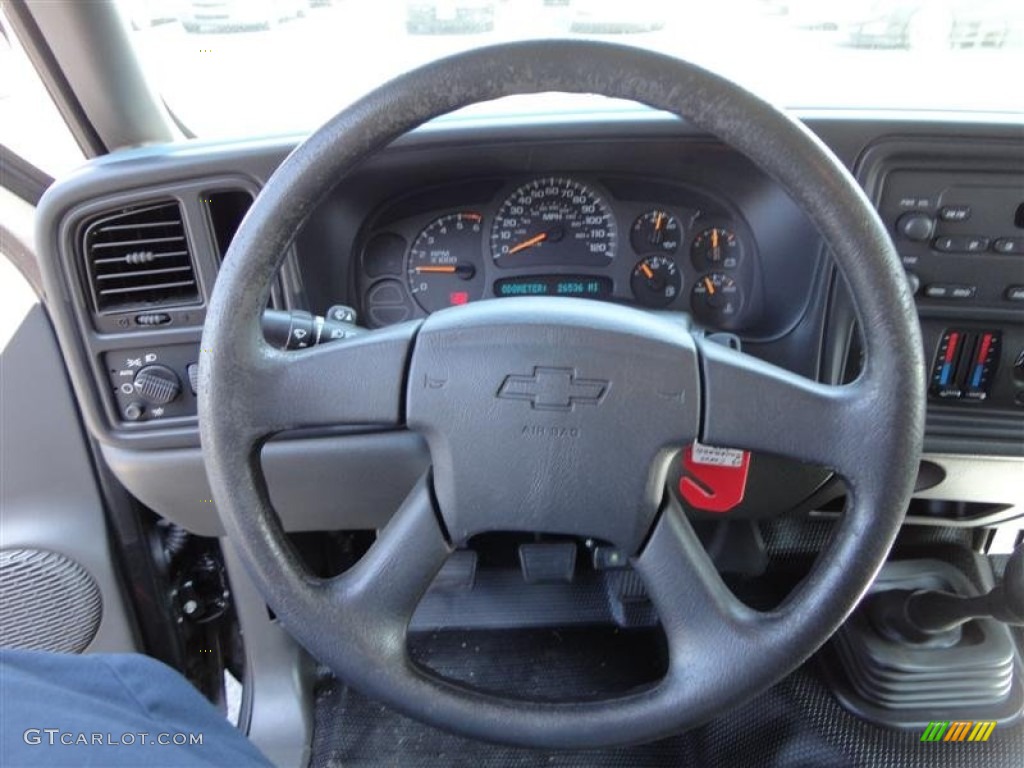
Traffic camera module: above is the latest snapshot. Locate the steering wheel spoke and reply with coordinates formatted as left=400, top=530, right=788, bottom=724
left=697, top=337, right=869, bottom=481
left=321, top=477, right=451, bottom=661
left=235, top=322, right=420, bottom=438
left=636, top=497, right=764, bottom=659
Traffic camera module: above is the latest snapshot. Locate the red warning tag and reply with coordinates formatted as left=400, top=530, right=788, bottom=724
left=679, top=442, right=751, bottom=514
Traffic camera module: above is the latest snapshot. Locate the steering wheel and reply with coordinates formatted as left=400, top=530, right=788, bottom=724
left=199, top=40, right=924, bottom=748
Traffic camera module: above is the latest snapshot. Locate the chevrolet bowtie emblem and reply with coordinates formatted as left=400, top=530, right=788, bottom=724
left=497, top=367, right=608, bottom=411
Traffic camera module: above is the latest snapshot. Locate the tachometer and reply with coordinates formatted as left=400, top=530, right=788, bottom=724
left=407, top=212, right=485, bottom=313
left=490, top=177, right=617, bottom=268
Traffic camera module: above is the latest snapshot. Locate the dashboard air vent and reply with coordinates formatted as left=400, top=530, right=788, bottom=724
left=82, top=201, right=200, bottom=313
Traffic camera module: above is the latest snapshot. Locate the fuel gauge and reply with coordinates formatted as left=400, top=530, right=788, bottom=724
left=631, top=255, right=682, bottom=308
left=691, top=272, right=744, bottom=322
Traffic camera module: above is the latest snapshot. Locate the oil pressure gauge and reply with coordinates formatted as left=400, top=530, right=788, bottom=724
left=631, top=210, right=681, bottom=254
left=631, top=255, right=682, bottom=308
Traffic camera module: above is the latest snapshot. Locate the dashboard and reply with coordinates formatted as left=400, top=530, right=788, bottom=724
left=30, top=113, right=1024, bottom=538
left=357, top=174, right=759, bottom=330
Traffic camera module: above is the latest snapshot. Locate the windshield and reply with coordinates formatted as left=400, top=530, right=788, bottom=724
left=120, top=0, right=1023, bottom=138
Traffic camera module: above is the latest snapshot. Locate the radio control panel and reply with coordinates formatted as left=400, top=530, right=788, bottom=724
left=880, top=169, right=1023, bottom=310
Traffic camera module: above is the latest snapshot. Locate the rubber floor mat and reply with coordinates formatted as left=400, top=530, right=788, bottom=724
left=310, top=627, right=1024, bottom=767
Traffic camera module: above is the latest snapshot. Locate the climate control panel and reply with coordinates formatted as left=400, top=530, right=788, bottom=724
left=930, top=329, right=1001, bottom=402
left=924, top=323, right=1024, bottom=411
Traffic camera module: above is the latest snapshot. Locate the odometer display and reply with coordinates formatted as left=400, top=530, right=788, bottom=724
left=493, top=275, right=613, bottom=299
left=490, top=177, right=617, bottom=268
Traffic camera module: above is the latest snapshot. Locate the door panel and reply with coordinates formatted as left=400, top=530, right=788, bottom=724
left=1, top=302, right=137, bottom=653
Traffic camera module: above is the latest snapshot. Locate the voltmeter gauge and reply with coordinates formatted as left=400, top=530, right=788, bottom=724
left=631, top=255, right=682, bottom=308
left=691, top=273, right=744, bottom=322
left=631, top=210, right=681, bottom=254
left=691, top=227, right=741, bottom=270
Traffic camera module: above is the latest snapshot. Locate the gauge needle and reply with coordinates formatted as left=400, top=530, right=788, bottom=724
left=703, top=277, right=716, bottom=295
left=414, top=264, right=476, bottom=279
left=640, top=263, right=655, bottom=279
left=711, top=228, right=719, bottom=250
left=650, top=213, right=666, bottom=245
left=507, top=232, right=548, bottom=256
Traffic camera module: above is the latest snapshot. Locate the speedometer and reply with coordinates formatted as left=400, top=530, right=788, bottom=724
left=490, top=177, right=617, bottom=268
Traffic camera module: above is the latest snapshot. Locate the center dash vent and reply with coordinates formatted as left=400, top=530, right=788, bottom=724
left=82, top=201, right=200, bottom=314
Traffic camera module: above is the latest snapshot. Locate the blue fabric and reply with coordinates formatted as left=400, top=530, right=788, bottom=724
left=0, top=649, right=271, bottom=767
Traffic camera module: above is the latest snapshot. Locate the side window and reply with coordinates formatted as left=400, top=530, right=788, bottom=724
left=0, top=14, right=81, bottom=346
left=0, top=14, right=84, bottom=177
left=0, top=223, right=39, bottom=351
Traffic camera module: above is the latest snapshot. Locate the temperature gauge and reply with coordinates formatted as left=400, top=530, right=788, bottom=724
left=692, top=273, right=744, bottom=322
left=691, top=227, right=741, bottom=270
left=631, top=210, right=681, bottom=254
left=631, top=255, right=682, bottom=308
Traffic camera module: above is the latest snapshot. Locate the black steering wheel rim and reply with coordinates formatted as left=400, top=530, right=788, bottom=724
left=199, top=40, right=925, bottom=748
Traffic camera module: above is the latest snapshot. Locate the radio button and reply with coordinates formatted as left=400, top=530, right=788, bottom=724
left=938, top=205, right=971, bottom=222
left=993, top=238, right=1022, bottom=255
left=933, top=236, right=989, bottom=253
left=896, top=212, right=934, bottom=242
left=925, top=284, right=976, bottom=300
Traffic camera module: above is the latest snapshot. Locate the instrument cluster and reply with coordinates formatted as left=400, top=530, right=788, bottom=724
left=358, top=175, right=760, bottom=330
